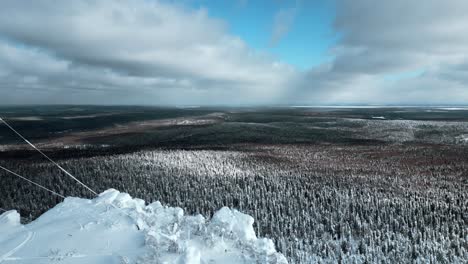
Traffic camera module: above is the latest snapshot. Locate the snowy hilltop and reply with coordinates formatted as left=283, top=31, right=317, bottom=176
left=0, top=189, right=287, bottom=264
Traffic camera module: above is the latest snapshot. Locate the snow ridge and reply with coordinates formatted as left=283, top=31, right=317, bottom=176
left=0, top=189, right=287, bottom=264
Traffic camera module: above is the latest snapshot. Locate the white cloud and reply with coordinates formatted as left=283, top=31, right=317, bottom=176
left=0, top=0, right=468, bottom=105
left=291, top=0, right=468, bottom=104
left=0, top=0, right=295, bottom=105
left=270, top=7, right=297, bottom=46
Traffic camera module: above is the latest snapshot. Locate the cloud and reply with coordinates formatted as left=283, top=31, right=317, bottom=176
left=270, top=7, right=297, bottom=46
left=0, top=0, right=468, bottom=105
left=0, top=0, right=295, bottom=105
left=237, top=0, right=249, bottom=8
left=333, top=0, right=468, bottom=74
left=290, top=0, right=468, bottom=104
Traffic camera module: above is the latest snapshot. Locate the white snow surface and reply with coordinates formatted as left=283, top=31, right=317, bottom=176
left=0, top=189, right=287, bottom=264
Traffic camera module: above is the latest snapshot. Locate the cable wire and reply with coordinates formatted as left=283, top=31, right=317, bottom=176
left=0, top=117, right=139, bottom=228
left=0, top=117, right=97, bottom=196
left=0, top=165, right=65, bottom=199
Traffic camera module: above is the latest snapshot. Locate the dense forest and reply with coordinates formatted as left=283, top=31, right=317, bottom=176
left=1, top=143, right=467, bottom=263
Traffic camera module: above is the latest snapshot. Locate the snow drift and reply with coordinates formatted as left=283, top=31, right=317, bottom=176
left=0, top=189, right=287, bottom=264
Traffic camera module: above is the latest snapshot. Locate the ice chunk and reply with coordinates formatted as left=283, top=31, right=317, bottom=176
left=210, top=207, right=256, bottom=241
left=0, top=190, right=287, bottom=264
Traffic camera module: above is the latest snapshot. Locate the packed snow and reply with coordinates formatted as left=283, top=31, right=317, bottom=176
left=0, top=189, right=287, bottom=264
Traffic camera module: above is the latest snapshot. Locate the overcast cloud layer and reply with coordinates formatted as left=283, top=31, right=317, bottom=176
left=0, top=0, right=467, bottom=105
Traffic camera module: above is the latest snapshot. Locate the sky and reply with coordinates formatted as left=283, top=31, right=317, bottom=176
left=0, top=0, right=467, bottom=105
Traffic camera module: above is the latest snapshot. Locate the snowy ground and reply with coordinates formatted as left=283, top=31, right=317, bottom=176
left=0, top=189, right=287, bottom=264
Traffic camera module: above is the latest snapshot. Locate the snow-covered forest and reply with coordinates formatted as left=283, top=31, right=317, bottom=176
left=1, top=144, right=467, bottom=263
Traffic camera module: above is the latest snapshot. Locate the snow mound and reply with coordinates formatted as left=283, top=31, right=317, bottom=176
left=0, top=210, right=21, bottom=230
left=0, top=189, right=287, bottom=264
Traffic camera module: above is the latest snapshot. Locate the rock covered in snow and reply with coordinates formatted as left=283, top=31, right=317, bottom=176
left=0, top=210, right=21, bottom=228
left=209, top=207, right=257, bottom=241
left=0, top=189, right=287, bottom=264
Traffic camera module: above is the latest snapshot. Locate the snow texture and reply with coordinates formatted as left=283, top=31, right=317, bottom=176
left=0, top=189, right=287, bottom=264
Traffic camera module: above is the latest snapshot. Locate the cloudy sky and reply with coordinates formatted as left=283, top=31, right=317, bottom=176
left=0, top=0, right=467, bottom=105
